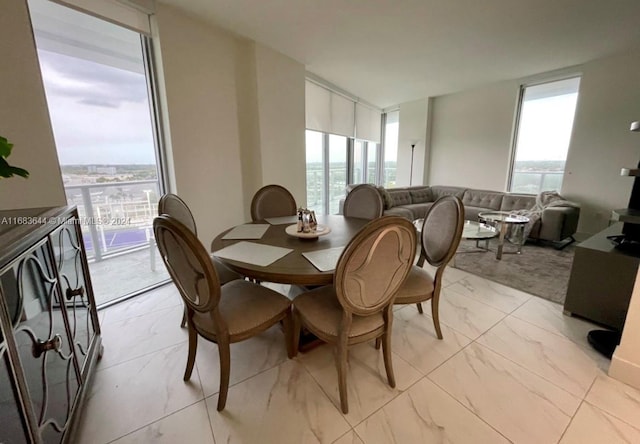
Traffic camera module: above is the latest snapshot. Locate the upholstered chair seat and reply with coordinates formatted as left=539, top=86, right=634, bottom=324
left=192, top=280, right=292, bottom=339
left=293, top=286, right=385, bottom=340
left=392, top=267, right=435, bottom=304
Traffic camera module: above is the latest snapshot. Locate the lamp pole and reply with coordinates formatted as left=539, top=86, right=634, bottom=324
left=409, top=143, right=416, bottom=186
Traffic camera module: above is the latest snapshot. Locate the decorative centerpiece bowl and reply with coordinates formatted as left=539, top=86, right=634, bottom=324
left=285, top=224, right=331, bottom=240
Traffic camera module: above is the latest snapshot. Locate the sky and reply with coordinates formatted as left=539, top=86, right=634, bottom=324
left=515, top=93, right=579, bottom=162
left=37, top=49, right=157, bottom=165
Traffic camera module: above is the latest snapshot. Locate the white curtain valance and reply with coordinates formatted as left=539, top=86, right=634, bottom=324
left=52, top=0, right=152, bottom=35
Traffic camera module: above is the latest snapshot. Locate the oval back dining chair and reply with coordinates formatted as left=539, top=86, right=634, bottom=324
left=291, top=216, right=416, bottom=413
left=159, top=193, right=242, bottom=285
left=153, top=215, right=294, bottom=411
left=342, top=184, right=384, bottom=220
left=393, top=195, right=464, bottom=339
left=250, top=184, right=297, bottom=221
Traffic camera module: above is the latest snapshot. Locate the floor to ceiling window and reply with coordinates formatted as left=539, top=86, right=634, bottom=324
left=509, top=77, right=581, bottom=194
left=383, top=110, right=399, bottom=188
left=305, top=79, right=383, bottom=214
left=28, top=0, right=168, bottom=306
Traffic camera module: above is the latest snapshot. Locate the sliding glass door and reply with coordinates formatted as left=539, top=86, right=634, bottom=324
left=28, top=0, right=168, bottom=306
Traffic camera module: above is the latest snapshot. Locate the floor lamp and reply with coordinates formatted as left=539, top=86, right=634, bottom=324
left=409, top=140, right=419, bottom=185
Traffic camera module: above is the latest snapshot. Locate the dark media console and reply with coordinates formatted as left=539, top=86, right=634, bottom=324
left=564, top=223, right=638, bottom=331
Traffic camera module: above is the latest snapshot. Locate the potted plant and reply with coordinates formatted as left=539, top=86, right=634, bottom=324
left=0, top=136, right=29, bottom=179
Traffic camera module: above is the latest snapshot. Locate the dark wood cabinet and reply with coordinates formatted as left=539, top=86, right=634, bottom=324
left=0, top=207, right=101, bottom=443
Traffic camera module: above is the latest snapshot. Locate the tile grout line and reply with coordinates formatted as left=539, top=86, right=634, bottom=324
left=103, top=399, right=207, bottom=444
left=466, top=335, right=590, bottom=405
left=421, top=338, right=513, bottom=443
left=95, top=337, right=189, bottom=373
left=581, top=377, right=640, bottom=433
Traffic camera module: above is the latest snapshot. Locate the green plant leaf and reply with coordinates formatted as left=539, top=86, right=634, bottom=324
left=0, top=156, right=29, bottom=179
left=0, top=136, right=13, bottom=158
left=9, top=166, right=29, bottom=178
left=0, top=157, right=14, bottom=177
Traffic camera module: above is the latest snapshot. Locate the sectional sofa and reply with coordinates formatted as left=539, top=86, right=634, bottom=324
left=340, top=185, right=580, bottom=246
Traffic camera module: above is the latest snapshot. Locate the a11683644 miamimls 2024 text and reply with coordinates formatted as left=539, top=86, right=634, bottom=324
left=0, top=216, right=132, bottom=226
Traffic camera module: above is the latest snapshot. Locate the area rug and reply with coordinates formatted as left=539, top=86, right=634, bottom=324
left=452, top=239, right=575, bottom=304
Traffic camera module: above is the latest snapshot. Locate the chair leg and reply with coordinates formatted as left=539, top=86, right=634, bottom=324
left=381, top=332, right=396, bottom=388
left=282, top=310, right=296, bottom=358
left=180, top=307, right=187, bottom=328
left=336, top=341, right=349, bottom=414
left=292, top=308, right=302, bottom=355
left=217, top=342, right=231, bottom=411
left=431, top=297, right=443, bottom=340
left=183, top=325, right=198, bottom=381
left=416, top=302, right=423, bottom=314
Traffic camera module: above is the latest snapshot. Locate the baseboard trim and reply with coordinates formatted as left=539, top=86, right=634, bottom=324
left=609, top=347, right=640, bottom=390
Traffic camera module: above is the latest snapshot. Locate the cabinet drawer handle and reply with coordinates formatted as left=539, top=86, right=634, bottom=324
left=66, top=286, right=85, bottom=300
left=33, top=334, right=63, bottom=358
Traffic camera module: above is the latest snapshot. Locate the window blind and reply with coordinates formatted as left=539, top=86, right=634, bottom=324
left=52, top=0, right=152, bottom=35
left=305, top=81, right=355, bottom=138
left=355, top=103, right=382, bottom=143
left=305, top=79, right=381, bottom=143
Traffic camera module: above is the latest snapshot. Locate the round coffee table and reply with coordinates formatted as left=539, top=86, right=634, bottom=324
left=478, top=211, right=530, bottom=260
left=413, top=219, right=497, bottom=260
left=462, top=220, right=498, bottom=250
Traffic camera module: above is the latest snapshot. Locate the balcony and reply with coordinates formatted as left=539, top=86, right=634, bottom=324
left=64, top=180, right=169, bottom=306
left=511, top=170, right=564, bottom=195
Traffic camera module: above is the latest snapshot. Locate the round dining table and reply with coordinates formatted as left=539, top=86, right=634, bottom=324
left=210, top=215, right=369, bottom=286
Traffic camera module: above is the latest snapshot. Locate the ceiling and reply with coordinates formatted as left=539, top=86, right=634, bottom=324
left=159, top=0, right=640, bottom=108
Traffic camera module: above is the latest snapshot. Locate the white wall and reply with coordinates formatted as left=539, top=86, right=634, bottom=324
left=397, top=99, right=429, bottom=186
left=153, top=5, right=307, bottom=239
left=154, top=4, right=245, bottom=242
left=253, top=44, right=306, bottom=207
left=234, top=40, right=262, bottom=219
left=563, top=49, right=640, bottom=234
left=610, top=267, right=640, bottom=390
left=429, top=81, right=519, bottom=191
left=0, top=0, right=66, bottom=210
left=427, top=48, right=640, bottom=235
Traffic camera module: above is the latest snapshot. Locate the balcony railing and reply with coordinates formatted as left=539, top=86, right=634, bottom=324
left=511, top=170, right=564, bottom=195
left=64, top=180, right=160, bottom=262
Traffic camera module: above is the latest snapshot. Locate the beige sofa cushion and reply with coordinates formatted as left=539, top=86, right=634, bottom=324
left=462, top=189, right=504, bottom=211
left=387, top=189, right=411, bottom=207
left=430, top=186, right=466, bottom=200
left=501, top=193, right=535, bottom=211
left=408, top=186, right=432, bottom=203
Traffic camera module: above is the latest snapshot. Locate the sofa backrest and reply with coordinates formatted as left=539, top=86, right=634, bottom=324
left=500, top=193, right=536, bottom=211
left=407, top=186, right=432, bottom=204
left=462, top=189, right=504, bottom=210
left=430, top=186, right=466, bottom=201
left=386, top=189, right=412, bottom=207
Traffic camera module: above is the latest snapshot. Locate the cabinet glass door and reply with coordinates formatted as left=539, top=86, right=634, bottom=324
left=50, top=221, right=98, bottom=375
left=0, top=240, right=79, bottom=443
left=0, top=342, right=30, bottom=443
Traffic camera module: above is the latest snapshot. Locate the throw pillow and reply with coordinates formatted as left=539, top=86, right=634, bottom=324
left=377, top=186, right=393, bottom=209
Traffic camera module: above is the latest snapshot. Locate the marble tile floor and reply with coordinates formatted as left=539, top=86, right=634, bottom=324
left=74, top=267, right=640, bottom=444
